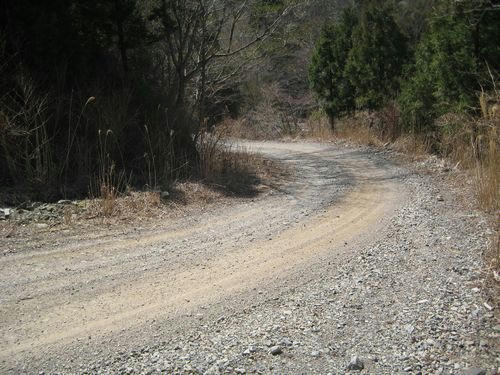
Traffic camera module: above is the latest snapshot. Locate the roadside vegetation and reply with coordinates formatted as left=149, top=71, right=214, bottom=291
left=221, top=1, right=499, bottom=276
left=0, top=0, right=289, bottom=209
left=306, top=0, right=500, bottom=278
left=0, top=1, right=498, bottom=273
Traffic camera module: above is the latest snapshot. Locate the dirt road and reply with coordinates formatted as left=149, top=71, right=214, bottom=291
left=0, top=141, right=496, bottom=374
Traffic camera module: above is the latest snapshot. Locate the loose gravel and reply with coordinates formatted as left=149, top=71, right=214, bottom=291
left=1, top=141, right=498, bottom=374
left=85, top=143, right=498, bottom=374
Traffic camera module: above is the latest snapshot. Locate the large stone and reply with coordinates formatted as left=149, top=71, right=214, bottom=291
left=347, top=355, right=364, bottom=371
left=269, top=346, right=282, bottom=355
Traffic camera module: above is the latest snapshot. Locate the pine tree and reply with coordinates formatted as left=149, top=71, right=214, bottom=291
left=308, top=7, right=358, bottom=129
left=344, top=2, right=407, bottom=110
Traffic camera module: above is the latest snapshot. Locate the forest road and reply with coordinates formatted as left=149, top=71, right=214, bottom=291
left=1, top=141, right=494, bottom=373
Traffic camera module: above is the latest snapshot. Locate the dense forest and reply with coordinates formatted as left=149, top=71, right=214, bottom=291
left=0, top=0, right=498, bottom=207
left=309, top=0, right=499, bottom=132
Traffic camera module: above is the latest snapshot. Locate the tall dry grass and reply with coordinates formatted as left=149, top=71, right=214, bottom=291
left=304, top=101, right=498, bottom=213
left=196, top=126, right=268, bottom=196
left=475, top=92, right=499, bottom=289
left=474, top=92, right=499, bottom=213
left=0, top=37, right=198, bottom=207
left=304, top=109, right=392, bottom=147
left=434, top=93, right=500, bottom=213
left=304, top=110, right=335, bottom=140
left=0, top=76, right=56, bottom=188
left=303, top=98, right=499, bottom=279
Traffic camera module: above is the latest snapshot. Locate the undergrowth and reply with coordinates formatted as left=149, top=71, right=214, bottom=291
left=83, top=125, right=280, bottom=218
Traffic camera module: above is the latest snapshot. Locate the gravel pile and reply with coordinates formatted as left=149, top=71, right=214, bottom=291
left=0, top=200, right=79, bottom=224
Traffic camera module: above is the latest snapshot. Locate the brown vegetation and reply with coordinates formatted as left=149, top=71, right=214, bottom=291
left=0, top=126, right=285, bottom=235
left=299, top=104, right=500, bottom=287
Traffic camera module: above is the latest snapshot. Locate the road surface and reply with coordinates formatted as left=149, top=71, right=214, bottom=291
left=0, top=141, right=496, bottom=374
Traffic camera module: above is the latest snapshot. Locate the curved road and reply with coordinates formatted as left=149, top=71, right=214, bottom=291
left=0, top=141, right=494, bottom=373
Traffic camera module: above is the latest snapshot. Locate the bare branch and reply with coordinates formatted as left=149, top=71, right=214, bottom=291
left=213, top=5, right=293, bottom=60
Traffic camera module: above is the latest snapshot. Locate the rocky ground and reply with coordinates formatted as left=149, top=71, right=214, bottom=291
left=85, top=148, right=498, bottom=375
left=0, top=141, right=498, bottom=374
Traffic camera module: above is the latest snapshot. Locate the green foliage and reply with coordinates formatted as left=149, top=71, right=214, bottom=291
left=392, top=0, right=435, bottom=45
left=308, top=6, right=358, bottom=120
left=309, top=2, right=407, bottom=121
left=344, top=3, right=407, bottom=110
left=398, top=0, right=500, bottom=132
left=309, top=0, right=499, bottom=134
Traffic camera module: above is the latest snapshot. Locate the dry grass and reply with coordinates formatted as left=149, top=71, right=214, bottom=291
left=474, top=128, right=499, bottom=213
left=197, top=126, right=284, bottom=196
left=0, top=76, right=56, bottom=188
left=474, top=93, right=499, bottom=213
left=304, top=104, right=499, bottom=291
left=304, top=113, right=334, bottom=140
left=85, top=190, right=165, bottom=222
left=305, top=106, right=498, bottom=213
left=337, top=124, right=385, bottom=147
left=168, top=181, right=223, bottom=206
left=303, top=111, right=388, bottom=147
left=57, top=123, right=285, bottom=222
left=51, top=127, right=287, bottom=223
left=473, top=107, right=500, bottom=300
left=391, top=135, right=432, bottom=158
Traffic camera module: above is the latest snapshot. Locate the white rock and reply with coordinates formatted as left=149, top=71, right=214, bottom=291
left=347, top=355, right=364, bottom=370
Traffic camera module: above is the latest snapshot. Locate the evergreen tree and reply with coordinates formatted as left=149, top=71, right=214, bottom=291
left=308, top=7, right=358, bottom=129
left=344, top=2, right=407, bottom=110
left=398, top=0, right=499, bottom=132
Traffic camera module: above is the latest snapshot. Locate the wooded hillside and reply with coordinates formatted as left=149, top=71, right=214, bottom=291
left=0, top=0, right=498, bottom=210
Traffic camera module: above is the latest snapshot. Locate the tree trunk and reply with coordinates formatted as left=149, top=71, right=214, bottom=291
left=118, top=27, right=128, bottom=74
left=115, top=2, right=128, bottom=75
left=198, top=57, right=207, bottom=129
left=172, top=74, right=198, bottom=164
left=328, top=115, right=335, bottom=133
left=175, top=68, right=188, bottom=109
left=197, top=20, right=208, bottom=130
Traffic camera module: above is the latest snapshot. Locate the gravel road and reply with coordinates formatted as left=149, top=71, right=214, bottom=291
left=0, top=141, right=497, bottom=374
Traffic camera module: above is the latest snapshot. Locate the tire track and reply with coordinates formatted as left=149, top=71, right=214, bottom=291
left=0, top=141, right=406, bottom=372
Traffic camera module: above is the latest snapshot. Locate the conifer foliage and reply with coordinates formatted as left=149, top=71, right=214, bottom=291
left=309, top=2, right=407, bottom=124
left=309, top=0, right=500, bottom=133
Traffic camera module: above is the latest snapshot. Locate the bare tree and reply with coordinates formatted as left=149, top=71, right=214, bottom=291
left=155, top=0, right=290, bottom=132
